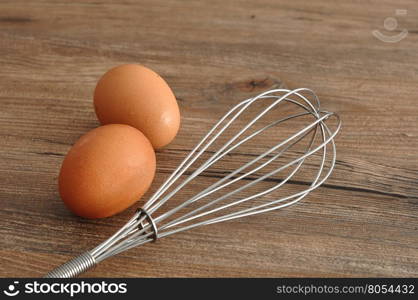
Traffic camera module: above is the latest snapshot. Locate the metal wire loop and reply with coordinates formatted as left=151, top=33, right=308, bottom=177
left=137, top=208, right=159, bottom=242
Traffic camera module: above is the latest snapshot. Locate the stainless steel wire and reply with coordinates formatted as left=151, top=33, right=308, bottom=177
left=45, top=88, right=341, bottom=278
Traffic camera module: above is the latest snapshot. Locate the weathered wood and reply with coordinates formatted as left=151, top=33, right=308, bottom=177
left=0, top=0, right=417, bottom=277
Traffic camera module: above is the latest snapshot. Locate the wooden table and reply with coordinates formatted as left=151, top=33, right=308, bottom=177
left=1, top=0, right=417, bottom=277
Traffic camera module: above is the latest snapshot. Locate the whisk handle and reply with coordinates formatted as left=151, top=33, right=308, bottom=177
left=44, top=252, right=96, bottom=278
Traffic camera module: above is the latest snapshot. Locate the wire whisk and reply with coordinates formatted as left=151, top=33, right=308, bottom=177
left=45, top=88, right=341, bottom=278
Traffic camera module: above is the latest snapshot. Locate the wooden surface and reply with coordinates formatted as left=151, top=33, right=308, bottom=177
left=1, top=0, right=418, bottom=277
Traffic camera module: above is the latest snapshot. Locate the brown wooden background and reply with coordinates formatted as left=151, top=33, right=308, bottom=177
left=1, top=0, right=417, bottom=277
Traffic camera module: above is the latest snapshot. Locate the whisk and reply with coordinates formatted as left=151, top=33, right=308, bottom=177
left=45, top=87, right=341, bottom=278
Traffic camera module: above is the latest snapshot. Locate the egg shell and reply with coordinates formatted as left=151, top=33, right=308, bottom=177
left=59, top=124, right=156, bottom=219
left=94, top=64, right=180, bottom=149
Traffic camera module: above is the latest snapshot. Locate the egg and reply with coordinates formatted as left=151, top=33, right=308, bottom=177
left=58, top=124, right=156, bottom=219
left=93, top=64, right=180, bottom=149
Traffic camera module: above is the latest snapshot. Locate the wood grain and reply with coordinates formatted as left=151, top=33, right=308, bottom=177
left=1, top=0, right=418, bottom=277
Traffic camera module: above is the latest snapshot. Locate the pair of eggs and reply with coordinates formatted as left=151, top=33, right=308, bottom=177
left=59, top=64, right=180, bottom=218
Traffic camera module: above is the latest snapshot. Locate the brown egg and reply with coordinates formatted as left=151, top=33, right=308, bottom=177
left=59, top=124, right=156, bottom=219
left=94, top=64, right=180, bottom=149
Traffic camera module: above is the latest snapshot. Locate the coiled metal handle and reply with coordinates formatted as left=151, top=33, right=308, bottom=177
left=44, top=252, right=96, bottom=278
